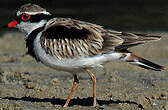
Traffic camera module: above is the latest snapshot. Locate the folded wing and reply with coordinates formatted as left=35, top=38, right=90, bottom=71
left=40, top=18, right=123, bottom=59
left=40, top=18, right=161, bottom=59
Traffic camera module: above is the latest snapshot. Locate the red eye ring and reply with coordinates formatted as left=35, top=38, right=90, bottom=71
left=21, top=13, right=30, bottom=21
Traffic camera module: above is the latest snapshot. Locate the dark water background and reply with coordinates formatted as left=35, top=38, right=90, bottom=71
left=1, top=0, right=168, bottom=32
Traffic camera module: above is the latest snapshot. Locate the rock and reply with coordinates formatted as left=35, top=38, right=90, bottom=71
left=25, top=82, right=37, bottom=89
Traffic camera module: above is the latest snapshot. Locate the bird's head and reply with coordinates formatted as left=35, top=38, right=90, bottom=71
left=7, top=3, right=51, bottom=39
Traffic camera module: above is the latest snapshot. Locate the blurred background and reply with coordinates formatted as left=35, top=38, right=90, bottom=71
left=0, top=0, right=168, bottom=33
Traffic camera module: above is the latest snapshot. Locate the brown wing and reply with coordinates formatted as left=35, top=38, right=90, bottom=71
left=103, top=30, right=161, bottom=52
left=40, top=18, right=123, bottom=59
left=40, top=18, right=161, bottom=59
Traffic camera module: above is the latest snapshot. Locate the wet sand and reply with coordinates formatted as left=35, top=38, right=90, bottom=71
left=0, top=32, right=167, bottom=110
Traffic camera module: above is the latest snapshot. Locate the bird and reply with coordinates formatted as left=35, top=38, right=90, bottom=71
left=6, top=3, right=164, bottom=107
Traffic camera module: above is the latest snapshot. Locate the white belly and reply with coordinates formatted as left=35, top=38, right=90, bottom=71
left=33, top=32, right=123, bottom=72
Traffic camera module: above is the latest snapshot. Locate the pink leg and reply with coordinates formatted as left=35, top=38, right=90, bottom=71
left=63, top=74, right=79, bottom=107
left=86, top=69, right=97, bottom=107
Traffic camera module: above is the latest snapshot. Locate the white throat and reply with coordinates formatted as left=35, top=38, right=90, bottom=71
left=17, top=20, right=47, bottom=39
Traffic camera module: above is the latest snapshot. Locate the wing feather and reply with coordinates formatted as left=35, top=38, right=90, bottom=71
left=40, top=18, right=161, bottom=59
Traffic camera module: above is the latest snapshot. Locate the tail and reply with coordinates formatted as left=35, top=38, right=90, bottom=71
left=120, top=52, right=164, bottom=71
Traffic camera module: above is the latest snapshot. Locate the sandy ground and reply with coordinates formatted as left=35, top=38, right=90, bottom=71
left=0, top=32, right=167, bottom=110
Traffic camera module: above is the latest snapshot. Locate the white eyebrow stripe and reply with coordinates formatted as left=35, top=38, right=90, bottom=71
left=17, top=11, right=51, bottom=16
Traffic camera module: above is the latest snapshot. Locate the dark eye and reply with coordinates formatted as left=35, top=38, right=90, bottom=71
left=21, top=13, right=30, bottom=21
